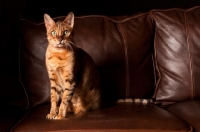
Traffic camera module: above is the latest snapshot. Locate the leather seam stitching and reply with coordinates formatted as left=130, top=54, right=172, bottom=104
left=116, top=23, right=130, bottom=98
left=20, top=13, right=150, bottom=25
left=10, top=109, right=32, bottom=131
left=151, top=5, right=200, bottom=13
left=18, top=38, right=30, bottom=110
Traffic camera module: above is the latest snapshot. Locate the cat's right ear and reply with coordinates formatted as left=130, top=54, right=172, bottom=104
left=44, top=14, right=55, bottom=29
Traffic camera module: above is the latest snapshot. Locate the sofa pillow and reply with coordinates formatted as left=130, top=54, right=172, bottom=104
left=19, top=13, right=155, bottom=108
left=151, top=6, right=200, bottom=106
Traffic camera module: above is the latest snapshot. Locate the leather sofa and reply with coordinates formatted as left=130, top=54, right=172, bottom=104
left=2, top=6, right=200, bottom=132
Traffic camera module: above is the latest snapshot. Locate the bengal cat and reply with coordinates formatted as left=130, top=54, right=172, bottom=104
left=44, top=12, right=100, bottom=119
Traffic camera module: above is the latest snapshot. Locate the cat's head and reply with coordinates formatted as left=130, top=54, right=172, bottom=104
left=44, top=12, right=75, bottom=49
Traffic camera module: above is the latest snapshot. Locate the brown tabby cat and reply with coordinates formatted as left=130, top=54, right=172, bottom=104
left=44, top=12, right=100, bottom=119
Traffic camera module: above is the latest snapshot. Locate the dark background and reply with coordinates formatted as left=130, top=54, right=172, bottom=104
left=1, top=0, right=200, bottom=46
left=1, top=0, right=200, bottom=106
left=1, top=0, right=200, bottom=49
left=2, top=0, right=200, bottom=21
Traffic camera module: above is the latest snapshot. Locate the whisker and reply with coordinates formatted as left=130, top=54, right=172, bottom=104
left=67, top=41, right=77, bottom=51
left=68, top=41, right=76, bottom=46
left=67, top=44, right=74, bottom=51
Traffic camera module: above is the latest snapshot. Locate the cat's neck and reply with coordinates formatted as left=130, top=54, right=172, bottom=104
left=46, top=45, right=75, bottom=61
left=47, top=44, right=73, bottom=53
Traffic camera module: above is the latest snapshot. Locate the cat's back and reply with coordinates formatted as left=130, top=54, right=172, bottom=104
left=74, top=48, right=100, bottom=89
left=75, top=48, right=97, bottom=70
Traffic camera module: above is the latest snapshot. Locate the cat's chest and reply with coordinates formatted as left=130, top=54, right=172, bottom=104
left=46, top=51, right=74, bottom=70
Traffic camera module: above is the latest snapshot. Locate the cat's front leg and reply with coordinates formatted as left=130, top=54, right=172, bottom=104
left=46, top=88, right=58, bottom=119
left=46, top=68, right=59, bottom=119
left=55, top=81, right=75, bottom=119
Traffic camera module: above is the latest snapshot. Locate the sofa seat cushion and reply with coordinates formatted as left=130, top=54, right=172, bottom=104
left=12, top=103, right=191, bottom=132
left=0, top=105, right=26, bottom=132
left=167, top=99, right=200, bottom=132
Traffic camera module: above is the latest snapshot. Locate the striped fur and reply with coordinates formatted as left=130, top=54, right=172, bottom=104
left=44, top=12, right=100, bottom=120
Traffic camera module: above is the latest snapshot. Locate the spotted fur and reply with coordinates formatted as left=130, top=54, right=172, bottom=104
left=44, top=12, right=100, bottom=120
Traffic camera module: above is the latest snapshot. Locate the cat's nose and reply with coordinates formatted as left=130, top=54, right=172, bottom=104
left=57, top=36, right=63, bottom=43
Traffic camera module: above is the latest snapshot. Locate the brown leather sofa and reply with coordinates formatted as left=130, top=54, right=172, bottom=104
left=2, top=6, right=200, bottom=132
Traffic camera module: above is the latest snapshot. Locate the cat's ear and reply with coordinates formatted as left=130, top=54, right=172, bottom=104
left=63, top=12, right=74, bottom=28
left=44, top=14, right=55, bottom=29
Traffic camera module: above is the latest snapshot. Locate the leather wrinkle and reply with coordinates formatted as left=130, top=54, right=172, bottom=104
left=184, top=11, right=194, bottom=100
left=116, top=23, right=130, bottom=98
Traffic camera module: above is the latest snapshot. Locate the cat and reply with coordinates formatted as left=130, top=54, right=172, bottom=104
left=44, top=12, right=100, bottom=119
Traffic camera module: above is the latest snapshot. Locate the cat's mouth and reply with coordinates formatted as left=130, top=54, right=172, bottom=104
left=53, top=41, right=75, bottom=50
left=56, top=43, right=65, bottom=48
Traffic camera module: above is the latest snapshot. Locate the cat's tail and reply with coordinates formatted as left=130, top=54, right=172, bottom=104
left=117, top=98, right=154, bottom=105
left=86, top=89, right=101, bottom=110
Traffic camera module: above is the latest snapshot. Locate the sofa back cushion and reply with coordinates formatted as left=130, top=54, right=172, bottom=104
left=0, top=22, right=28, bottom=109
left=19, top=13, right=155, bottom=108
left=151, top=6, right=200, bottom=106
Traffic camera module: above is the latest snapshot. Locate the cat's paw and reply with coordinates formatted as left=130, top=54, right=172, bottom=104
left=74, top=108, right=86, bottom=115
left=46, top=113, right=57, bottom=119
left=54, top=114, right=65, bottom=119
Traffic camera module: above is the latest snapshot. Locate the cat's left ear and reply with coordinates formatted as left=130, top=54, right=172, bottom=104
left=64, top=12, right=74, bottom=28
left=44, top=13, right=56, bottom=29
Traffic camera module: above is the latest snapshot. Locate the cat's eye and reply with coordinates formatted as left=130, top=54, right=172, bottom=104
left=51, top=30, right=57, bottom=36
left=64, top=30, right=70, bottom=36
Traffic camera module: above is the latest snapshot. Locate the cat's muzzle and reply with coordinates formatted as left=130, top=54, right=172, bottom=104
left=57, top=43, right=65, bottom=48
